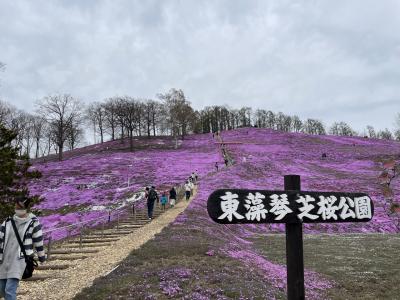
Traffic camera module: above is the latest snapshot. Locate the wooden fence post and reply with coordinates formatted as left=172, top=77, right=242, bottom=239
left=47, top=236, right=52, bottom=261
left=284, top=175, right=305, bottom=300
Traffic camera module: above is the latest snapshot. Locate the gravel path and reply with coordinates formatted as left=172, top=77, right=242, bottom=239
left=18, top=188, right=197, bottom=300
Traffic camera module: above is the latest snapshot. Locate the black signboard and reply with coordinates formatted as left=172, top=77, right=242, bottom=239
left=207, top=189, right=374, bottom=224
left=206, top=175, right=374, bottom=300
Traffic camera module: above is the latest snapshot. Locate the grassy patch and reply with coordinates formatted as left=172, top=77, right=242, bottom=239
left=39, top=204, right=88, bottom=216
left=74, top=226, right=284, bottom=299
left=72, top=221, right=399, bottom=299
left=251, top=233, right=400, bottom=300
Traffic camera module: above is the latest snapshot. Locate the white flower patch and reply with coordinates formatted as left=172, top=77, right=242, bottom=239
left=91, top=205, right=107, bottom=211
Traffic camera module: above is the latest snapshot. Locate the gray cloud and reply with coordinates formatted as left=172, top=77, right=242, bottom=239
left=0, top=0, right=399, bottom=132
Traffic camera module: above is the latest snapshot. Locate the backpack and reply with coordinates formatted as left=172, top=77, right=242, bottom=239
left=148, top=189, right=157, bottom=201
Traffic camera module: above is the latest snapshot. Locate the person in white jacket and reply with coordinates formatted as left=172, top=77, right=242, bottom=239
left=0, top=197, right=46, bottom=300
left=184, top=181, right=191, bottom=201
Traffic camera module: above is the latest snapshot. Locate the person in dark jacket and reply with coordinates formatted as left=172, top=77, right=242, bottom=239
left=169, top=187, right=177, bottom=208
left=0, top=197, right=46, bottom=300
left=147, top=186, right=159, bottom=220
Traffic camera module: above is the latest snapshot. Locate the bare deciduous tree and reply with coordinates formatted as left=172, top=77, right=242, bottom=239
left=122, top=97, right=139, bottom=151
left=87, top=102, right=106, bottom=143
left=103, top=98, right=118, bottom=141
left=0, top=100, right=16, bottom=128
left=378, top=128, right=393, bottom=140
left=292, top=115, right=302, bottom=132
left=158, top=89, right=195, bottom=147
left=66, top=121, right=84, bottom=150
left=143, top=100, right=160, bottom=138
left=302, top=119, right=326, bottom=135
left=329, top=122, right=355, bottom=136
left=37, top=94, right=83, bottom=161
left=115, top=98, right=127, bottom=142
left=32, top=116, right=46, bottom=158
left=394, top=129, right=400, bottom=141
left=394, top=113, right=400, bottom=140
left=366, top=125, right=376, bottom=138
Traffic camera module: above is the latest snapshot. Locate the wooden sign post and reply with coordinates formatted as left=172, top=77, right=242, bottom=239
left=207, top=175, right=374, bottom=300
left=284, top=175, right=304, bottom=300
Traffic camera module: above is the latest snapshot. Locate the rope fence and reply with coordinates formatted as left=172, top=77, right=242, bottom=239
left=42, top=182, right=188, bottom=257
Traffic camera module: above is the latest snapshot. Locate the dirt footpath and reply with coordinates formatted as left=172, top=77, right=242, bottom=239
left=19, top=188, right=196, bottom=300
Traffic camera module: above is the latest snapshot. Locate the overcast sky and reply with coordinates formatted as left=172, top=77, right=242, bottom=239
left=0, top=0, right=399, bottom=132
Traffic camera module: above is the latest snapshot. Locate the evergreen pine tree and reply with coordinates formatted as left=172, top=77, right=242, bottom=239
left=0, top=123, right=41, bottom=221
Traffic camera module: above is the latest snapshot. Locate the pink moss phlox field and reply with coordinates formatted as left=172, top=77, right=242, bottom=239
left=28, top=135, right=219, bottom=239
left=226, top=249, right=334, bottom=299
left=220, top=128, right=399, bottom=232
left=26, top=128, right=399, bottom=296
left=170, top=128, right=399, bottom=296
left=158, top=267, right=192, bottom=297
left=180, top=172, right=335, bottom=297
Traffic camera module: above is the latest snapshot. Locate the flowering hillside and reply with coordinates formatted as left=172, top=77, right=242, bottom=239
left=30, top=128, right=399, bottom=299
left=28, top=135, right=221, bottom=239
left=75, top=128, right=399, bottom=299
left=217, top=128, right=399, bottom=233
left=28, top=128, right=399, bottom=240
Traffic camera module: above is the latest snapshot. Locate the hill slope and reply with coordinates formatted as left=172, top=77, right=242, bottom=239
left=71, top=128, right=399, bottom=299
left=28, top=135, right=220, bottom=239
left=28, top=128, right=399, bottom=238
left=27, top=128, right=400, bottom=299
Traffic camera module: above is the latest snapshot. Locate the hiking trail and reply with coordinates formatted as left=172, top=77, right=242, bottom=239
left=18, top=187, right=198, bottom=300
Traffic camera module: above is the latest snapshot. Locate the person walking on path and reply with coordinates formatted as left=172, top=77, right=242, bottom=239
left=160, top=191, right=168, bottom=211
left=0, top=196, right=46, bottom=300
left=169, top=186, right=177, bottom=208
left=146, top=186, right=159, bottom=220
left=191, top=172, right=197, bottom=184
left=184, top=181, right=191, bottom=201
left=188, top=175, right=194, bottom=187
left=215, top=162, right=219, bottom=172
left=189, top=179, right=194, bottom=193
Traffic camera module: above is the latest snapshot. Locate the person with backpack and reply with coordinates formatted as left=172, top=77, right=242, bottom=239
left=0, top=196, right=46, bottom=300
left=147, top=186, right=159, bottom=220
left=169, top=186, right=177, bottom=208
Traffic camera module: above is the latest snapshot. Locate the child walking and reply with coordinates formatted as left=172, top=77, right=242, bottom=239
left=160, top=191, right=168, bottom=211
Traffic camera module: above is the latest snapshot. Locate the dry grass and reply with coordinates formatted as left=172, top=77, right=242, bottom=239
left=251, top=233, right=400, bottom=300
